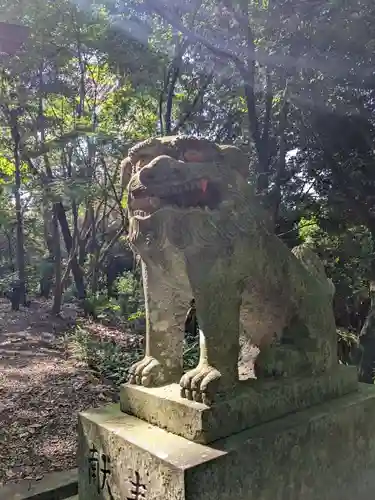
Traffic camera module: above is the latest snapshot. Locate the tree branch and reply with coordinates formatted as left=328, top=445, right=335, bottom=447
left=165, top=37, right=189, bottom=134
left=271, top=83, right=289, bottom=223
left=144, top=0, right=245, bottom=69
left=172, top=72, right=213, bottom=133
left=261, top=69, right=273, bottom=154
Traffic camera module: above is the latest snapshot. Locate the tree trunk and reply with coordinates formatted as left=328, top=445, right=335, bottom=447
left=89, top=203, right=100, bottom=295
left=91, top=249, right=100, bottom=295
left=358, top=268, right=375, bottom=383
left=358, top=225, right=375, bottom=382
left=55, top=202, right=86, bottom=299
left=52, top=209, right=62, bottom=314
left=5, top=230, right=14, bottom=271
left=36, top=62, right=85, bottom=299
left=12, top=112, right=26, bottom=304
left=42, top=198, right=54, bottom=255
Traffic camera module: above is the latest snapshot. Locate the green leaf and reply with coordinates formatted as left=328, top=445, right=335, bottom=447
left=0, top=157, right=14, bottom=176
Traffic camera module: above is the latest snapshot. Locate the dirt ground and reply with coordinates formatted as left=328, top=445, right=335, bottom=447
left=0, top=298, right=118, bottom=486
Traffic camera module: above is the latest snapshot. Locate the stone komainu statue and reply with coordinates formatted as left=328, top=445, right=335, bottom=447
left=124, top=136, right=337, bottom=405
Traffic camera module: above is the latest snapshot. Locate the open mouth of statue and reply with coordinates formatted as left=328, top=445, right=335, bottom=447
left=129, top=178, right=221, bottom=216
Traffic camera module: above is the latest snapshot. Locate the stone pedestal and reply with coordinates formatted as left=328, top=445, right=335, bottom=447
left=120, top=365, right=358, bottom=443
left=78, top=368, right=375, bottom=500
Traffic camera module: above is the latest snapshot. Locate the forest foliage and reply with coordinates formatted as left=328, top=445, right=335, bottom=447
left=1, top=0, right=375, bottom=382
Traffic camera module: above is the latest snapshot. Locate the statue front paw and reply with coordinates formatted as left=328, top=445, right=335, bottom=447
left=128, top=356, right=168, bottom=387
left=179, top=364, right=222, bottom=405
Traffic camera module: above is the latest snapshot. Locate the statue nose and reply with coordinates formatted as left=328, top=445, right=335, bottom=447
left=139, top=166, right=156, bottom=185
left=139, top=156, right=182, bottom=185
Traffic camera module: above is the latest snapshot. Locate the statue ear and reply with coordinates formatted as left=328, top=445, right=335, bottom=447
left=120, top=157, right=133, bottom=193
left=219, top=145, right=249, bottom=179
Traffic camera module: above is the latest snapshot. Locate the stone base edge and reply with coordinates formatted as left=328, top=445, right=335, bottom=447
left=79, top=386, right=375, bottom=500
left=120, top=365, right=358, bottom=443
left=0, top=469, right=77, bottom=500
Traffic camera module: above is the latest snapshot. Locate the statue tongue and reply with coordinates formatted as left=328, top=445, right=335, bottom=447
left=200, top=179, right=208, bottom=193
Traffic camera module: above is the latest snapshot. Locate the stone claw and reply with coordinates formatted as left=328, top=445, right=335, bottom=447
left=128, top=356, right=166, bottom=387
left=179, top=365, right=221, bottom=405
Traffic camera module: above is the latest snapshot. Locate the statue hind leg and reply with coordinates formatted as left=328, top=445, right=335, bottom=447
left=255, top=308, right=337, bottom=379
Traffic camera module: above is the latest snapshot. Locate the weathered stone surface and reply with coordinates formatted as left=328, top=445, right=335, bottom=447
left=0, top=468, right=77, bottom=500
left=78, top=403, right=221, bottom=500
left=79, top=385, right=375, bottom=500
left=125, top=135, right=339, bottom=404
left=120, top=365, right=358, bottom=443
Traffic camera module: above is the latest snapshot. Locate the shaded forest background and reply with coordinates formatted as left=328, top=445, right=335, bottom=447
left=1, top=0, right=375, bottom=383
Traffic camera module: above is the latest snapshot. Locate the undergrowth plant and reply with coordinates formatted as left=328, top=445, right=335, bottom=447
left=67, top=320, right=200, bottom=386
left=66, top=324, right=144, bottom=386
